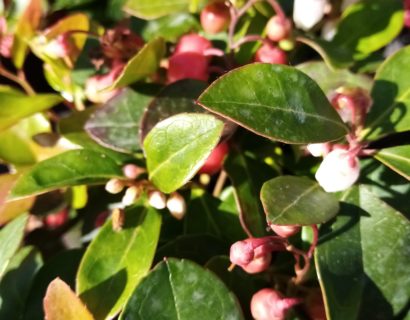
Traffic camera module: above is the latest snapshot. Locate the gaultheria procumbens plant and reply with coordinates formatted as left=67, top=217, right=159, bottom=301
left=0, top=0, right=409, bottom=319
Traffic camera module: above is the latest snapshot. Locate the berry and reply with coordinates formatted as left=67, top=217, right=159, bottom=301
left=271, top=224, right=301, bottom=238
left=254, top=42, right=287, bottom=64
left=200, top=2, right=231, bottom=34
left=44, top=209, right=69, bottom=229
left=266, top=15, right=291, bottom=42
left=167, top=52, right=209, bottom=83
left=199, top=141, right=229, bottom=175
left=174, top=33, right=212, bottom=55
left=315, top=149, right=360, bottom=193
left=251, top=288, right=301, bottom=320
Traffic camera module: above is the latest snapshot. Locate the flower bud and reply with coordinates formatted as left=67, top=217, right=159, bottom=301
left=242, top=254, right=272, bottom=274
left=148, top=190, right=167, bottom=210
left=122, top=164, right=144, bottom=180
left=166, top=192, right=186, bottom=220
left=293, top=0, right=328, bottom=31
left=266, top=16, right=291, bottom=42
left=307, top=143, right=331, bottom=157
left=271, top=224, right=301, bottom=238
left=200, top=2, right=231, bottom=34
left=315, top=149, right=360, bottom=192
left=122, top=186, right=140, bottom=206
left=105, top=178, right=124, bottom=194
left=167, top=52, right=209, bottom=83
left=254, top=42, right=287, bottom=65
left=251, top=288, right=301, bottom=320
left=174, top=33, right=212, bottom=55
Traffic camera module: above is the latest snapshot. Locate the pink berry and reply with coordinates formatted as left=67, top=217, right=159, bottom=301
left=44, top=209, right=69, bottom=229
left=241, top=254, right=272, bottom=274
left=404, top=10, right=410, bottom=28
left=230, top=240, right=256, bottom=266
left=199, top=141, right=229, bottom=175
left=266, top=15, right=291, bottom=42
left=271, top=224, right=301, bottom=238
left=254, top=42, right=287, bottom=64
left=174, top=33, right=212, bottom=55
left=167, top=52, right=209, bottom=83
left=251, top=288, right=301, bottom=320
left=200, top=2, right=231, bottom=34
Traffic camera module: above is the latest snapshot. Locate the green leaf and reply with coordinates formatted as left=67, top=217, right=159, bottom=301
left=77, top=202, right=162, bottom=320
left=0, top=246, right=43, bottom=320
left=109, top=38, right=165, bottom=89
left=124, top=0, right=207, bottom=20
left=0, top=91, right=62, bottom=131
left=315, top=186, right=410, bottom=319
left=198, top=64, right=348, bottom=144
left=374, top=146, right=410, bottom=180
left=0, top=214, right=28, bottom=277
left=44, top=278, right=94, bottom=320
left=261, top=176, right=339, bottom=225
left=333, top=0, right=404, bottom=57
left=23, top=249, right=83, bottom=320
left=364, top=46, right=410, bottom=139
left=144, top=113, right=224, bottom=193
left=142, top=13, right=200, bottom=42
left=140, top=79, right=207, bottom=142
left=10, top=149, right=124, bottom=199
left=297, top=61, right=372, bottom=95
left=224, top=150, right=275, bottom=237
left=85, top=87, right=157, bottom=153
left=119, top=258, right=244, bottom=320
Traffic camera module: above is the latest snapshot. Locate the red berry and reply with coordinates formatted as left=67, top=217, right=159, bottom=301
left=266, top=15, right=291, bottom=42
left=167, top=52, right=209, bottom=83
left=254, top=42, right=287, bottom=64
left=174, top=33, right=212, bottom=55
left=405, top=10, right=410, bottom=28
left=44, top=209, right=69, bottom=229
left=199, top=141, right=229, bottom=175
left=271, top=224, right=301, bottom=238
left=200, top=2, right=231, bottom=34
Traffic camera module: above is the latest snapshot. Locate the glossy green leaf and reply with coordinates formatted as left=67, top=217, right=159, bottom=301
left=85, top=87, right=157, bottom=153
left=297, top=61, right=372, bottom=95
left=10, top=149, right=124, bottom=199
left=0, top=246, right=42, bottom=320
left=124, top=0, right=207, bottom=20
left=364, top=46, right=410, bottom=139
left=140, top=79, right=207, bottom=142
left=142, top=13, right=200, bottom=42
left=119, top=258, right=244, bottom=320
left=333, top=0, right=403, bottom=57
left=261, top=176, right=339, bottom=225
left=198, top=64, right=348, bottom=144
left=77, top=202, right=162, bottom=320
left=315, top=186, right=410, bottom=319
left=224, top=150, right=276, bottom=237
left=0, top=91, right=62, bottom=131
left=144, top=113, right=224, bottom=193
left=0, top=214, right=28, bottom=277
left=44, top=278, right=94, bottom=320
left=109, top=38, right=165, bottom=89
left=374, top=146, right=410, bottom=180
left=23, top=249, right=83, bottom=320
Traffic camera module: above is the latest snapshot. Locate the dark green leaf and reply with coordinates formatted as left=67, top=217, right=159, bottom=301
left=374, top=145, right=410, bottom=180
left=10, top=150, right=125, bottom=199
left=119, top=258, right=244, bottom=320
left=198, top=64, right=348, bottom=144
left=85, top=87, right=157, bottom=153
left=364, top=46, right=410, bottom=139
left=0, top=246, right=42, bottom=320
left=316, top=186, right=410, bottom=319
left=77, top=202, right=162, bottom=320
left=124, top=0, right=207, bottom=20
left=261, top=176, right=339, bottom=225
left=144, top=113, right=224, bottom=193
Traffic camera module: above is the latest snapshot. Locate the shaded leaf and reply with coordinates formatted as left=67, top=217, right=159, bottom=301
left=315, top=186, right=410, bottom=319
left=374, top=145, right=410, bottom=180
left=119, top=258, right=244, bottom=320
left=77, top=202, right=162, bottom=320
left=261, top=176, right=339, bottom=225
left=198, top=64, right=348, bottom=144
left=144, top=113, right=224, bottom=193
left=44, top=278, right=94, bottom=320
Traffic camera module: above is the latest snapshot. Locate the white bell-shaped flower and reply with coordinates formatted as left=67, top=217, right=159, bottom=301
left=307, top=143, right=331, bottom=157
left=293, top=0, right=329, bottom=31
left=315, top=149, right=360, bottom=192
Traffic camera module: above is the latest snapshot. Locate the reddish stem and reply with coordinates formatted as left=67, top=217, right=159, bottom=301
left=307, top=224, right=319, bottom=259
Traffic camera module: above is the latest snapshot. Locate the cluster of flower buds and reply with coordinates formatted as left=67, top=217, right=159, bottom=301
left=200, top=1, right=231, bottom=34
left=229, top=236, right=286, bottom=273
left=0, top=17, right=13, bottom=58
left=251, top=288, right=302, bottom=320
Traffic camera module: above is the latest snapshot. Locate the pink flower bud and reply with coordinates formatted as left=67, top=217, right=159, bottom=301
left=254, top=43, right=287, bottom=64
left=266, top=16, right=291, bottom=42
left=271, top=225, right=301, bottom=238
left=251, top=288, right=302, bottom=320
left=174, top=33, right=212, bottom=56
left=315, top=149, right=360, bottom=192
left=167, top=52, right=209, bottom=83
left=122, top=164, right=144, bottom=180
left=230, top=240, right=256, bottom=266
left=241, top=254, right=272, bottom=274
left=307, top=143, right=331, bottom=157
